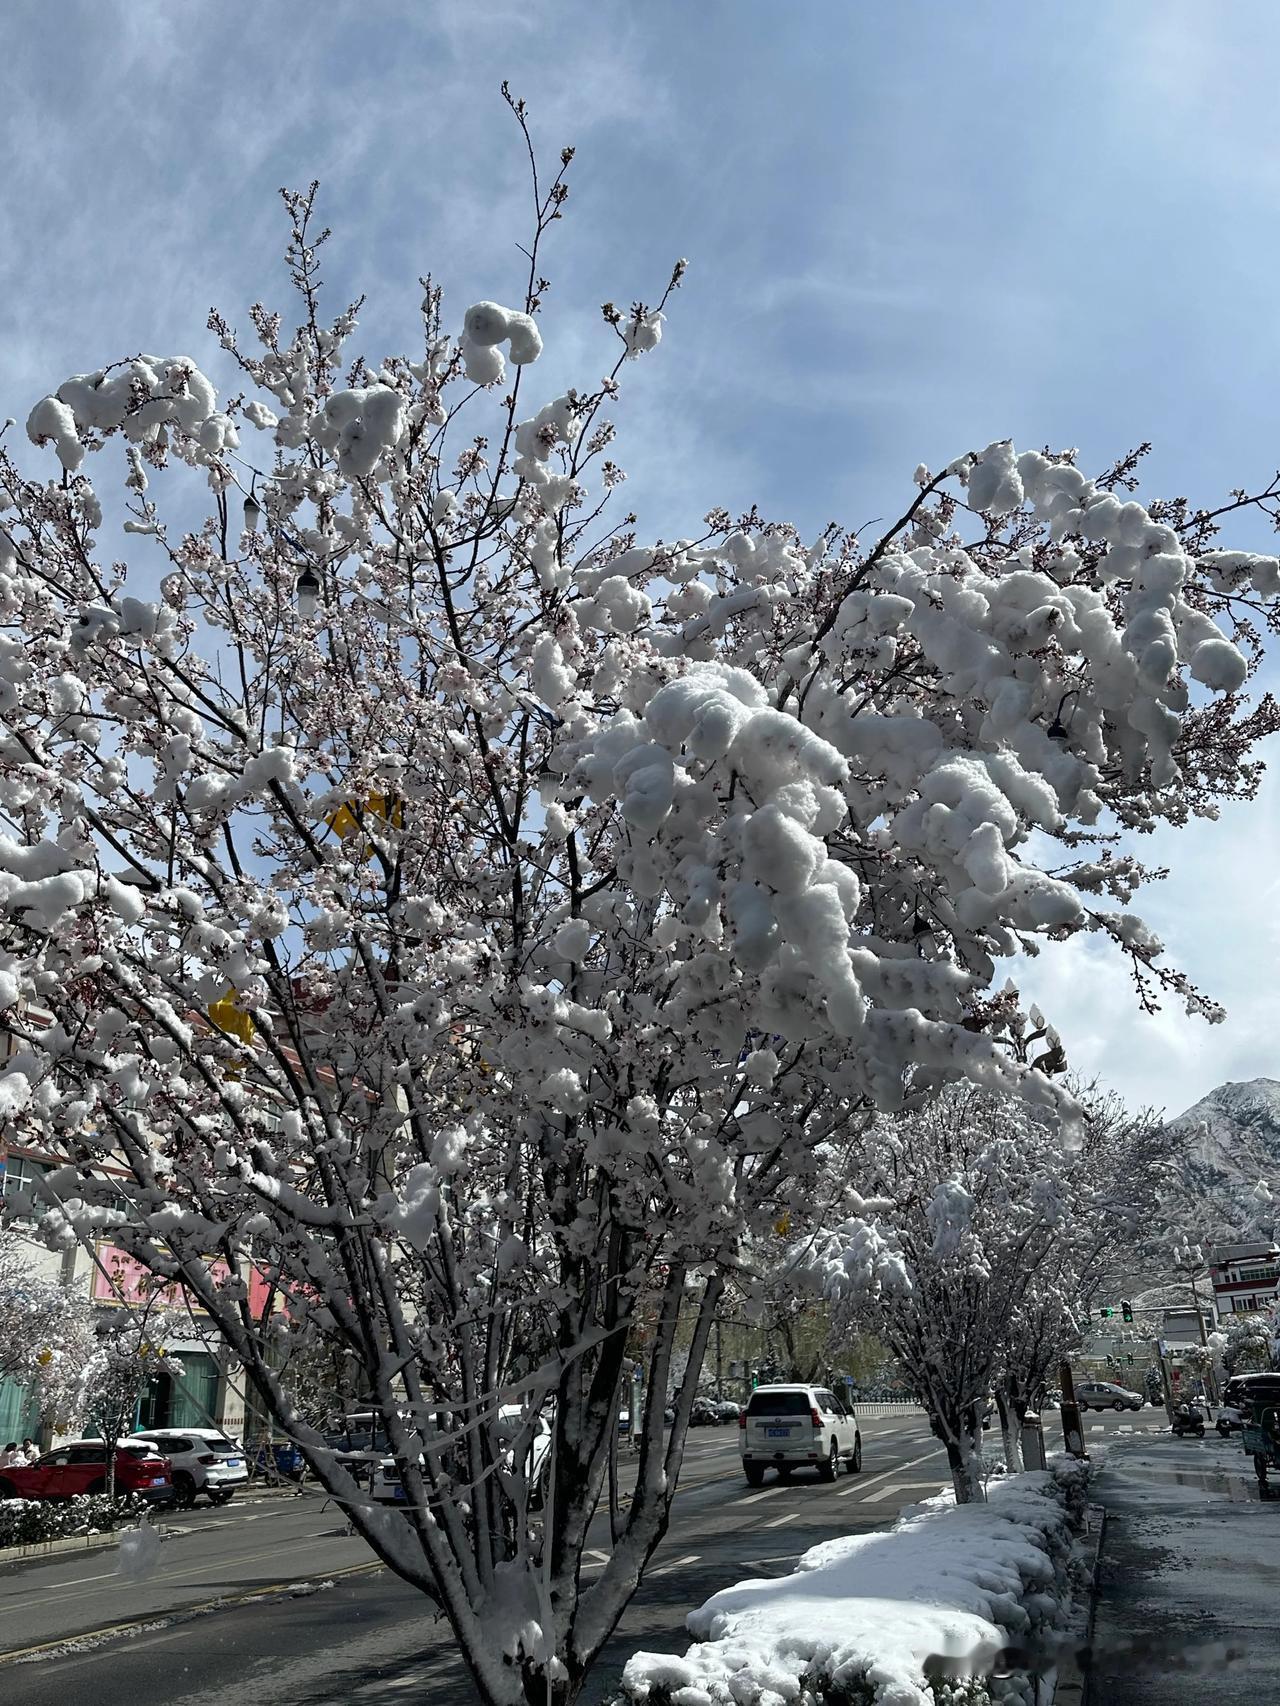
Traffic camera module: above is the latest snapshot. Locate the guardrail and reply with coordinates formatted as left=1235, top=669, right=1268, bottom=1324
left=853, top=1400, right=925, bottom=1419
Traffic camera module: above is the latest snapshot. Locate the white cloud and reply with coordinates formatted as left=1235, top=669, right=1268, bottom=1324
left=1018, top=750, right=1280, bottom=1118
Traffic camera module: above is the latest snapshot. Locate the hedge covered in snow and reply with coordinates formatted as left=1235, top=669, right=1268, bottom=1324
left=0, top=1492, right=146, bottom=1549
left=614, top=1459, right=1091, bottom=1706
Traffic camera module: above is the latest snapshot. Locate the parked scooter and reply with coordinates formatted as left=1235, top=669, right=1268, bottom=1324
left=1171, top=1401, right=1207, bottom=1439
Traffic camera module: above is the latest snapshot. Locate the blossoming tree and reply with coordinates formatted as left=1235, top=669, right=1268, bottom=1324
left=1, top=105, right=1278, bottom=1699
left=0, top=1225, right=95, bottom=1432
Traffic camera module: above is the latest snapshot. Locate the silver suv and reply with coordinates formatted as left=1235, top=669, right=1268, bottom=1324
left=739, top=1384, right=862, bottom=1486
left=131, top=1428, right=248, bottom=1507
left=1075, top=1380, right=1143, bottom=1412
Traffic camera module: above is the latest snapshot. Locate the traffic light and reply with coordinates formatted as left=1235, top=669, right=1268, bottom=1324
left=750, top=1367, right=759, bottom=1390
left=1100, top=1307, right=1113, bottom=1319
left=1122, top=1300, right=1134, bottom=1324
left=1127, top=1355, right=1135, bottom=1366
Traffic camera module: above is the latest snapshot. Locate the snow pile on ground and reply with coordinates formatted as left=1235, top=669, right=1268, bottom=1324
left=616, top=1465, right=1086, bottom=1706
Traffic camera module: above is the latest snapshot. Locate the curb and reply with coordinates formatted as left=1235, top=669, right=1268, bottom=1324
left=1052, top=1502, right=1105, bottom=1705
left=0, top=1529, right=124, bottom=1566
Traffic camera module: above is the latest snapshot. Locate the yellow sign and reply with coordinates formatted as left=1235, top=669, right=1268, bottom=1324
left=208, top=992, right=255, bottom=1045
left=774, top=1211, right=792, bottom=1238
left=326, top=794, right=403, bottom=841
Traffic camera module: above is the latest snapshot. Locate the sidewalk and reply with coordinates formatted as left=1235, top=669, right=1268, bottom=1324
left=1087, top=1428, right=1280, bottom=1702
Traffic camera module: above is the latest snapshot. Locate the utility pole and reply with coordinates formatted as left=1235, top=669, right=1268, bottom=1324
left=714, top=1316, right=723, bottom=1401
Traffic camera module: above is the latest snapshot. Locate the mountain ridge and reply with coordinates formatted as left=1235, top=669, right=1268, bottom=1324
left=1161, top=1076, right=1280, bottom=1244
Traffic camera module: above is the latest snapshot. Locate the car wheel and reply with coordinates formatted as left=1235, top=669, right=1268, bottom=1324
left=173, top=1473, right=196, bottom=1510
left=1112, top=1401, right=1124, bottom=1412
left=86, top=1478, right=106, bottom=1496
left=209, top=1488, right=235, bottom=1506
left=1079, top=1401, right=1088, bottom=1412
left=0, top=1478, right=15, bottom=1498
left=819, top=1440, right=839, bottom=1483
left=744, top=1464, right=765, bottom=1488
left=849, top=1435, right=863, bottom=1474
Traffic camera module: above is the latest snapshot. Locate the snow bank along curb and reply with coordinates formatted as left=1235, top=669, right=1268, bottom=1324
left=1049, top=1504, right=1105, bottom=1706
left=614, top=1458, right=1092, bottom=1706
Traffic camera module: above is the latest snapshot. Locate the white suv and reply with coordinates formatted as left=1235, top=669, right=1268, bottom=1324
left=131, top=1428, right=249, bottom=1507
left=740, top=1384, right=862, bottom=1486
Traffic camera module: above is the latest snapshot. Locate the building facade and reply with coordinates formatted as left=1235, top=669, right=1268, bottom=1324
left=1, top=1141, right=251, bottom=1445
left=1209, top=1242, right=1280, bottom=1320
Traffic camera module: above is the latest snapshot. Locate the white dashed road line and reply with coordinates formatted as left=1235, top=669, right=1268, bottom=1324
left=836, top=1446, right=946, bottom=1497
left=861, top=1481, right=943, bottom=1504
left=763, top=1512, right=796, bottom=1528
left=648, top=1552, right=701, bottom=1578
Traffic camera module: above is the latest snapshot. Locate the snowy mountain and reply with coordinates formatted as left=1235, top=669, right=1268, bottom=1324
left=1160, top=1078, right=1280, bottom=1242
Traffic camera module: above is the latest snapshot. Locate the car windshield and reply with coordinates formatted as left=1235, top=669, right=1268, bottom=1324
left=746, top=1392, right=811, bottom=1416
left=204, top=1439, right=240, bottom=1455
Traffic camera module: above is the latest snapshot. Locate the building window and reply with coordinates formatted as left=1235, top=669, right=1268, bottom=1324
left=0, top=1155, right=50, bottom=1221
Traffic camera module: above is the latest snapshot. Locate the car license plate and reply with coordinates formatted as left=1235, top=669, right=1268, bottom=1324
left=765, top=1427, right=792, bottom=1438
left=393, top=1485, right=407, bottom=1501
left=224, top=1458, right=241, bottom=1468
left=149, top=1477, right=165, bottom=1486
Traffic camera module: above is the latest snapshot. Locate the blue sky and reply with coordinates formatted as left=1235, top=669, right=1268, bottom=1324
left=4, top=0, right=1279, bottom=1116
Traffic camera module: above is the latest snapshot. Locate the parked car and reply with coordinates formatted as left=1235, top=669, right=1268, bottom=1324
left=1217, top=1373, right=1273, bottom=1436
left=715, top=1400, right=743, bottom=1424
left=0, top=1439, right=175, bottom=1504
left=371, top=1408, right=551, bottom=1508
left=131, top=1428, right=248, bottom=1507
left=739, top=1384, right=862, bottom=1486
left=1075, top=1380, right=1143, bottom=1412
left=689, top=1398, right=719, bottom=1427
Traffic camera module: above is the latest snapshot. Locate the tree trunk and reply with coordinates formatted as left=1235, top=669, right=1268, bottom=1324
left=996, top=1390, right=1023, bottom=1473
left=942, top=1406, right=986, bottom=1504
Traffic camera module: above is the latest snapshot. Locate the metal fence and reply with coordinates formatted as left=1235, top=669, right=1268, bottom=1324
left=851, top=1400, right=925, bottom=1419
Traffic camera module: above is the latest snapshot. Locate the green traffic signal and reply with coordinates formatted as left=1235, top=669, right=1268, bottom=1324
left=1122, top=1300, right=1134, bottom=1323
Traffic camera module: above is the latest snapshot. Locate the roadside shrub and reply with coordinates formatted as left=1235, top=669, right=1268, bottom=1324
left=0, top=1493, right=146, bottom=1549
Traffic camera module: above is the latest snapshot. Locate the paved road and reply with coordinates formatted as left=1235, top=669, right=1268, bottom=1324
left=0, top=1409, right=954, bottom=1704
left=1089, top=1418, right=1280, bottom=1703
left=0, top=1403, right=1155, bottom=1704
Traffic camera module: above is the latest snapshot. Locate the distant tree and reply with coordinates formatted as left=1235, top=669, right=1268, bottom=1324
left=80, top=1309, right=181, bottom=1497
left=0, top=1227, right=95, bottom=1430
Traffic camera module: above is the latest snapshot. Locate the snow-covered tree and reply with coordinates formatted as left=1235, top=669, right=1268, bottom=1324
left=0, top=104, right=1278, bottom=1701
left=0, top=1227, right=95, bottom=1429
left=799, top=1085, right=1091, bottom=1500
left=79, top=1308, right=181, bottom=1497
left=1218, top=1312, right=1275, bottom=1377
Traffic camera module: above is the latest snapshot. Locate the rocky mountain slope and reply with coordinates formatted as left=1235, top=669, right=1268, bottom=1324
left=1161, top=1078, right=1280, bottom=1242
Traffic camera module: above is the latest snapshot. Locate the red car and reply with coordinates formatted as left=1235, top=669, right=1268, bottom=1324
left=0, top=1439, right=176, bottom=1504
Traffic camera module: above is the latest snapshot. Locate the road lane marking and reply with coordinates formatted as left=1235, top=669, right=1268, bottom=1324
left=836, top=1446, right=945, bottom=1497
left=0, top=1559, right=385, bottom=1668
left=648, top=1552, right=700, bottom=1578
left=1090, top=1425, right=1104, bottom=1433
left=861, top=1481, right=942, bottom=1504
left=2, top=1535, right=366, bottom=1610
left=738, top=1486, right=789, bottom=1505
left=763, top=1512, right=796, bottom=1528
